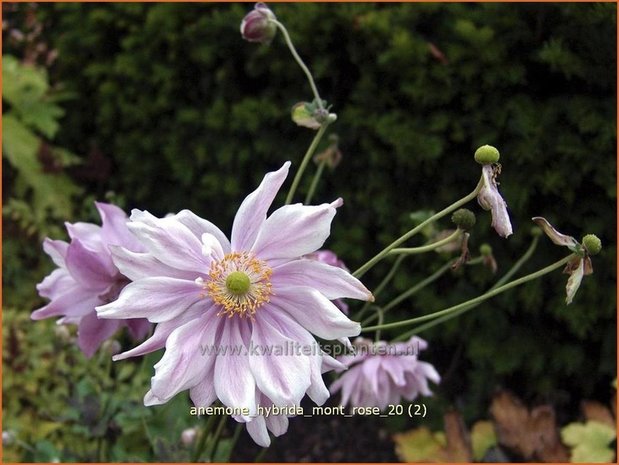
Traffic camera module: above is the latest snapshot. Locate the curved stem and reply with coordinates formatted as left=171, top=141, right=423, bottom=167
left=353, top=176, right=484, bottom=279
left=389, top=229, right=462, bottom=255
left=361, top=258, right=454, bottom=327
left=305, top=159, right=326, bottom=204
left=285, top=124, right=328, bottom=205
left=191, top=415, right=217, bottom=462
left=271, top=19, right=323, bottom=109
left=392, top=236, right=541, bottom=341
left=362, top=254, right=573, bottom=333
left=375, top=307, right=384, bottom=342
left=355, top=255, right=407, bottom=321
left=204, top=415, right=227, bottom=461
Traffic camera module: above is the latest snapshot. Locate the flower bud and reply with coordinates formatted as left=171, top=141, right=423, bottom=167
left=474, top=145, right=500, bottom=165
left=181, top=428, right=197, bottom=446
left=101, top=339, right=121, bottom=356
left=479, top=244, right=492, bottom=256
left=2, top=430, right=15, bottom=446
left=240, top=3, right=277, bottom=44
left=451, top=208, right=476, bottom=231
left=582, top=234, right=602, bottom=256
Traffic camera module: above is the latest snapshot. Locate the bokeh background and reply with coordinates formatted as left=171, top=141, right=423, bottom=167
left=3, top=3, right=616, bottom=462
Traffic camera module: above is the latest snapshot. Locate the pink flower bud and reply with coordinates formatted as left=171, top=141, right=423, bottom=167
left=240, top=3, right=277, bottom=44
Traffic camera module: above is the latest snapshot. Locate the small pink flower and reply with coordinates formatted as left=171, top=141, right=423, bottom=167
left=240, top=3, right=277, bottom=44
left=97, top=162, right=373, bottom=446
left=330, top=337, right=440, bottom=410
left=32, top=202, right=151, bottom=357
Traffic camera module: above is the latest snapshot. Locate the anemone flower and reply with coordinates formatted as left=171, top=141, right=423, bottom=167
left=96, top=162, right=373, bottom=446
left=478, top=164, right=513, bottom=238
left=330, top=337, right=440, bottom=410
left=32, top=202, right=151, bottom=357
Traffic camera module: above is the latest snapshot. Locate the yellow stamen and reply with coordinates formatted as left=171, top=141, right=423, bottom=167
left=204, top=252, right=273, bottom=318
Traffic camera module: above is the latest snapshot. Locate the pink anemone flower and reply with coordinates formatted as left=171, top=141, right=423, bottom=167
left=330, top=337, right=440, bottom=410
left=32, top=202, right=151, bottom=357
left=96, top=162, right=373, bottom=446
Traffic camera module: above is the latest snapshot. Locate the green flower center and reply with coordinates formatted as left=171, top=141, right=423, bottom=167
left=225, top=271, right=251, bottom=295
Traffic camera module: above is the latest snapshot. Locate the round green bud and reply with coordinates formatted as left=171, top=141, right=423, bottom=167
left=451, top=208, right=476, bottom=230
left=531, top=226, right=543, bottom=237
left=582, top=234, right=602, bottom=255
left=479, top=244, right=493, bottom=256
left=474, top=145, right=500, bottom=165
left=226, top=271, right=251, bottom=295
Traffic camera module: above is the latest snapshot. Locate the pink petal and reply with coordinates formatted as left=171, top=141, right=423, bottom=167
left=173, top=209, right=231, bottom=254
left=32, top=288, right=102, bottom=320
left=42, top=238, right=69, bottom=267
left=96, top=202, right=143, bottom=252
left=266, top=412, right=289, bottom=437
left=245, top=416, right=271, bottom=447
left=96, top=277, right=203, bottom=322
left=214, top=318, right=257, bottom=417
left=109, top=246, right=196, bottom=281
left=125, top=318, right=151, bottom=341
left=565, top=257, right=585, bottom=305
left=272, top=259, right=373, bottom=301
left=249, top=312, right=312, bottom=406
left=37, top=268, right=73, bottom=300
left=65, top=238, right=115, bottom=289
left=77, top=311, right=121, bottom=358
left=113, top=305, right=205, bottom=361
left=189, top=366, right=218, bottom=408
left=147, top=314, right=223, bottom=404
left=271, top=286, right=361, bottom=339
left=231, top=162, right=290, bottom=251
left=251, top=202, right=339, bottom=261
left=128, top=210, right=212, bottom=273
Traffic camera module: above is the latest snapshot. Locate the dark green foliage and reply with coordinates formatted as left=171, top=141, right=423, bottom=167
left=5, top=1, right=616, bottom=439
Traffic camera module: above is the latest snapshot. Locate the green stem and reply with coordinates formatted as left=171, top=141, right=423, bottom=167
left=353, top=176, right=484, bottom=278
left=221, top=423, right=243, bottom=462
left=271, top=19, right=323, bottom=109
left=355, top=255, right=406, bottom=321
left=375, top=307, right=384, bottom=342
left=393, top=236, right=540, bottom=341
left=191, top=415, right=217, bottom=462
left=361, top=259, right=454, bottom=327
left=389, top=229, right=462, bottom=255
left=304, top=159, right=326, bottom=204
left=285, top=124, right=328, bottom=205
left=363, top=254, right=573, bottom=333
left=204, top=415, right=227, bottom=461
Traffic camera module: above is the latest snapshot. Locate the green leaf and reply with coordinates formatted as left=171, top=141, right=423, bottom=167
left=561, top=421, right=616, bottom=463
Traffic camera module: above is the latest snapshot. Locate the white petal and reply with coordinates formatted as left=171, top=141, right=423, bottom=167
left=249, top=313, right=312, bottom=406
left=245, top=416, right=271, bottom=447
left=272, top=259, right=373, bottom=301
left=251, top=202, right=338, bottom=261
left=271, top=286, right=361, bottom=339
left=173, top=209, right=231, bottom=254
left=214, top=318, right=256, bottom=418
left=110, top=246, right=196, bottom=281
left=231, top=162, right=290, bottom=251
left=128, top=210, right=212, bottom=273
left=96, top=277, right=203, bottom=323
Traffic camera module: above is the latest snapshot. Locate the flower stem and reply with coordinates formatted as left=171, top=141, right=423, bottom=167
left=392, top=236, right=540, bottom=341
left=255, top=444, right=271, bottom=462
left=221, top=423, right=243, bottom=462
left=362, top=254, right=573, bottom=333
left=355, top=255, right=406, bottom=320
left=389, top=229, right=462, bottom=255
left=353, top=176, right=484, bottom=279
left=271, top=19, right=323, bottom=109
left=191, top=415, right=217, bottom=462
left=361, top=258, right=454, bottom=327
left=304, top=159, right=327, bottom=204
left=204, top=415, right=228, bottom=461
left=285, top=124, right=328, bottom=205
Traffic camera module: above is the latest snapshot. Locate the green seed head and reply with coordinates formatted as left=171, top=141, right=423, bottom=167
left=451, top=208, right=476, bottom=231
left=226, top=271, right=251, bottom=295
left=474, top=145, right=500, bottom=165
left=479, top=244, right=493, bottom=256
left=582, top=234, right=602, bottom=255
